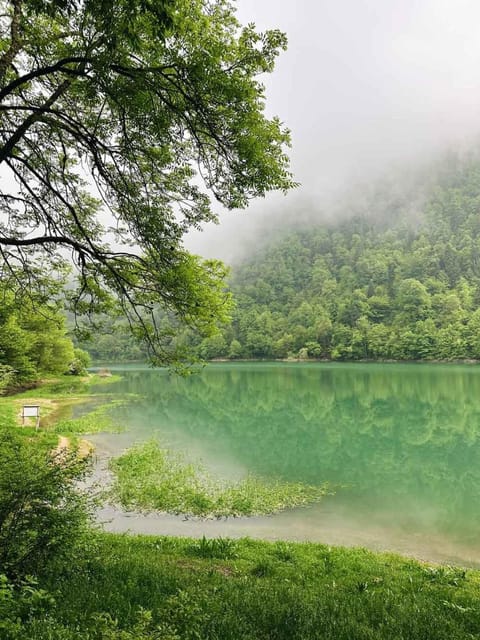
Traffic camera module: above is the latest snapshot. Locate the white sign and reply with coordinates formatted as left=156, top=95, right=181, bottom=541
left=22, top=405, right=40, bottom=418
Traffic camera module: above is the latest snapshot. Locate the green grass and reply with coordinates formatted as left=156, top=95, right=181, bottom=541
left=0, top=402, right=59, bottom=450
left=0, top=374, right=128, bottom=453
left=14, top=373, right=122, bottom=399
left=53, top=401, right=127, bottom=435
left=109, top=441, right=329, bottom=518
left=0, top=403, right=15, bottom=430
left=5, top=532, right=480, bottom=639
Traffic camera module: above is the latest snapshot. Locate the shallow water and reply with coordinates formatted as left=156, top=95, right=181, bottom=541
left=91, top=362, right=480, bottom=566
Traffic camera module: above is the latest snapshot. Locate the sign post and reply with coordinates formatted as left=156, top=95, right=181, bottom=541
left=22, top=405, right=40, bottom=430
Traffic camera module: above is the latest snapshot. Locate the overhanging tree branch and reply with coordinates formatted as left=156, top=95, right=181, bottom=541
left=0, top=55, right=90, bottom=102
left=0, top=78, right=73, bottom=162
left=0, top=0, right=23, bottom=84
left=0, top=0, right=294, bottom=367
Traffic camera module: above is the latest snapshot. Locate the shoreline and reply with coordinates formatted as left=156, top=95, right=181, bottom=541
left=88, top=434, right=480, bottom=570
left=91, top=357, right=480, bottom=367
left=5, top=371, right=480, bottom=570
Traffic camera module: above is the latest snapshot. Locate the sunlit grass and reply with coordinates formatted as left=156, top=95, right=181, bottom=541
left=109, top=441, right=329, bottom=517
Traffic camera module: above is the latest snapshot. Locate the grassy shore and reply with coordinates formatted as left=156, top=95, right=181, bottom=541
left=5, top=532, right=480, bottom=639
left=3, top=376, right=480, bottom=638
left=0, top=374, right=124, bottom=450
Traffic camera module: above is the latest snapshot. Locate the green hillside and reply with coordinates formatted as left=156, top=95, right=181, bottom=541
left=77, top=152, right=480, bottom=364
left=198, top=153, right=480, bottom=361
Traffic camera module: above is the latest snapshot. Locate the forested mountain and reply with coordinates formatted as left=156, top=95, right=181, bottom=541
left=197, top=152, right=480, bottom=361
left=79, top=151, right=480, bottom=363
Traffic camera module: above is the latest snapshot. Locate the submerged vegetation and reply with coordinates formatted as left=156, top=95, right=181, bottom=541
left=52, top=401, right=127, bottom=436
left=103, top=364, right=480, bottom=540
left=109, top=441, right=328, bottom=517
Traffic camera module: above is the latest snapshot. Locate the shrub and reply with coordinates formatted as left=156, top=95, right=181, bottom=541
left=67, top=348, right=92, bottom=376
left=0, top=427, right=92, bottom=578
left=0, top=365, right=16, bottom=395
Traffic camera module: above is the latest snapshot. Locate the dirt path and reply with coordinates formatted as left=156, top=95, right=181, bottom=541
left=52, top=435, right=93, bottom=459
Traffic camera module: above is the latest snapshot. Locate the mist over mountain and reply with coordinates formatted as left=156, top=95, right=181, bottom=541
left=82, top=150, right=480, bottom=363
left=186, top=0, right=480, bottom=263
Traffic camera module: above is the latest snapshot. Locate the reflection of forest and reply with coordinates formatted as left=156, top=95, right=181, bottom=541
left=107, top=364, right=480, bottom=534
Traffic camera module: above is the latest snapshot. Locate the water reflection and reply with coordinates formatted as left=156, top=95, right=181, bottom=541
left=96, top=363, right=480, bottom=556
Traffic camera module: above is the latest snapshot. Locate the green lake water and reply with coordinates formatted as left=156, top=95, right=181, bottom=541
left=93, top=362, right=480, bottom=566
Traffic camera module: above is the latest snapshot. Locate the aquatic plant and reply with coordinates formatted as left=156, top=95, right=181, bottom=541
left=109, top=441, right=328, bottom=518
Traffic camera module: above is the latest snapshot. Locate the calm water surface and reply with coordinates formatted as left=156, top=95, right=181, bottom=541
left=92, top=363, right=480, bottom=566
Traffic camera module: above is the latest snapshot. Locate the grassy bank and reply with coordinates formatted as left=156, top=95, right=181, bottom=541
left=4, top=532, right=480, bottom=639
left=0, top=374, right=124, bottom=450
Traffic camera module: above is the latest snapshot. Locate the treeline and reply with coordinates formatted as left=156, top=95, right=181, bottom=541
left=73, top=315, right=147, bottom=363
left=78, top=152, right=480, bottom=363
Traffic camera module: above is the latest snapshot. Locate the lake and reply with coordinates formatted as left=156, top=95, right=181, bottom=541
left=91, top=362, right=480, bottom=566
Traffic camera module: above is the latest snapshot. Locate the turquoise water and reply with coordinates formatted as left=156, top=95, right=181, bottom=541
left=93, top=362, right=480, bottom=565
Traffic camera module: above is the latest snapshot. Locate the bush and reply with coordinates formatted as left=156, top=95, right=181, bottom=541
left=0, top=427, right=92, bottom=578
left=67, top=348, right=92, bottom=376
left=0, top=365, right=16, bottom=395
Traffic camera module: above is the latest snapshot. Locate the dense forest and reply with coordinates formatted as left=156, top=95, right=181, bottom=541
left=76, top=152, right=480, bottom=363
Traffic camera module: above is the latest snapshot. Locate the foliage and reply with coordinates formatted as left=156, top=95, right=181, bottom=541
left=0, top=364, right=15, bottom=394
left=109, top=441, right=327, bottom=517
left=5, top=533, right=480, bottom=639
left=75, top=317, right=149, bottom=363
left=154, top=152, right=480, bottom=362
left=0, top=574, right=56, bottom=639
left=0, top=285, right=77, bottom=387
left=0, top=425, right=92, bottom=578
left=0, top=0, right=294, bottom=367
left=67, top=348, right=92, bottom=376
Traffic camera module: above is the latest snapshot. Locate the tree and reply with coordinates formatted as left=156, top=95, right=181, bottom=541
left=228, top=338, right=242, bottom=359
left=0, top=285, right=77, bottom=384
left=0, top=0, right=294, bottom=366
left=67, top=346, right=91, bottom=374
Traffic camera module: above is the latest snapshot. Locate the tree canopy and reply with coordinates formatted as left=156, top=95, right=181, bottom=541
left=0, top=0, right=294, bottom=366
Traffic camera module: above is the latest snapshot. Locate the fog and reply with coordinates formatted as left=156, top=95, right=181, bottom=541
left=186, top=0, right=480, bottom=263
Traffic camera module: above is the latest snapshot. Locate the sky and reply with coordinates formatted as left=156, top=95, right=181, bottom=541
left=186, top=0, right=480, bottom=262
